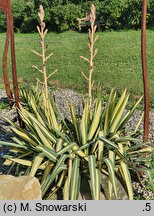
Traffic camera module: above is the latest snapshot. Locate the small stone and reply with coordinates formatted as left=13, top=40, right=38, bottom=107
left=0, top=175, right=42, bottom=200
left=102, top=175, right=129, bottom=200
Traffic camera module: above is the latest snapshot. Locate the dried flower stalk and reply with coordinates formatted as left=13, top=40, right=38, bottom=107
left=32, top=5, right=57, bottom=99
left=80, top=4, right=99, bottom=108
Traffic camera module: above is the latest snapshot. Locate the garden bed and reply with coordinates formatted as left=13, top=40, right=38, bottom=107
left=0, top=88, right=154, bottom=200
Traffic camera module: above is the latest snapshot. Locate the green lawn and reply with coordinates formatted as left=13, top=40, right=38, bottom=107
left=0, top=30, right=154, bottom=105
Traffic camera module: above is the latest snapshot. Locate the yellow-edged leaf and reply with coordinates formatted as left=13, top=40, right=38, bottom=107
left=70, top=101, right=80, bottom=143
left=110, top=93, right=129, bottom=133
left=30, top=153, right=44, bottom=176
left=88, top=101, right=101, bottom=140
left=110, top=89, right=127, bottom=123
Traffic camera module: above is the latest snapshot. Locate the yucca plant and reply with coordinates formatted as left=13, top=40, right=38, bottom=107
left=19, top=85, right=43, bottom=110
left=0, top=90, right=81, bottom=199
left=1, top=88, right=153, bottom=200
left=99, top=88, right=153, bottom=199
left=0, top=89, right=102, bottom=200
left=63, top=88, right=154, bottom=200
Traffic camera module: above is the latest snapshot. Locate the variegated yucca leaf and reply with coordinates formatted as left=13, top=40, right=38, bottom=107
left=46, top=170, right=67, bottom=200
left=108, top=151, right=115, bottom=199
left=97, top=131, right=104, bottom=168
left=30, top=153, right=44, bottom=176
left=101, top=88, right=143, bottom=138
left=36, top=146, right=58, bottom=162
left=69, top=99, right=102, bottom=156
left=80, top=105, right=87, bottom=145
left=46, top=99, right=60, bottom=131
left=70, top=158, right=80, bottom=200
left=41, top=161, right=54, bottom=185
left=56, top=138, right=63, bottom=152
left=120, top=161, right=134, bottom=200
left=56, top=142, right=76, bottom=156
left=127, top=142, right=150, bottom=151
left=110, top=92, right=129, bottom=133
left=19, top=105, right=57, bottom=145
left=63, top=159, right=73, bottom=200
left=3, top=157, right=32, bottom=167
left=71, top=144, right=88, bottom=160
left=117, top=96, right=143, bottom=132
left=103, top=88, right=115, bottom=136
left=99, top=136, right=118, bottom=150
left=29, top=98, right=46, bottom=127
left=0, top=141, right=28, bottom=150
left=70, top=101, right=80, bottom=143
left=80, top=102, right=90, bottom=154
left=88, top=155, right=101, bottom=200
left=118, top=143, right=133, bottom=200
left=110, top=89, right=127, bottom=123
left=128, top=147, right=153, bottom=155
left=12, top=127, right=38, bottom=147
left=88, top=101, right=101, bottom=140
left=104, top=157, right=118, bottom=199
left=41, top=154, right=68, bottom=197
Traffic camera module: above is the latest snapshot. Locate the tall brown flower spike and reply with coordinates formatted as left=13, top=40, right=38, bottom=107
left=32, top=5, right=57, bottom=100
left=80, top=4, right=99, bottom=108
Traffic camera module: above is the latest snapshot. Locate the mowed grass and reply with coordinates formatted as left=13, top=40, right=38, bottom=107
left=0, top=30, right=154, bottom=105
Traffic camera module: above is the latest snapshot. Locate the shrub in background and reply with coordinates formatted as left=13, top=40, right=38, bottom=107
left=147, top=0, right=154, bottom=29
left=1, top=0, right=154, bottom=32
left=0, top=11, right=6, bottom=32
left=20, top=1, right=38, bottom=33
left=11, top=0, right=26, bottom=32
left=11, top=0, right=37, bottom=32
left=100, top=0, right=130, bottom=30
left=50, top=4, right=84, bottom=32
left=121, top=0, right=143, bottom=30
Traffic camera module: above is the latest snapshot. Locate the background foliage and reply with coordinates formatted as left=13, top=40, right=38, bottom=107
left=0, top=0, right=154, bottom=32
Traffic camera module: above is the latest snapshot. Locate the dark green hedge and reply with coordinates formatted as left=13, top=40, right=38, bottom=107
left=0, top=0, right=154, bottom=32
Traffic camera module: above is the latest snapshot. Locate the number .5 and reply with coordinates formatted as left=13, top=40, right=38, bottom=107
left=145, top=203, right=151, bottom=211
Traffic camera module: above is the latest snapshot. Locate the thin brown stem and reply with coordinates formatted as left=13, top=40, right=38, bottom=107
left=141, top=0, right=150, bottom=142
left=2, top=11, right=14, bottom=107
left=40, top=27, right=48, bottom=99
